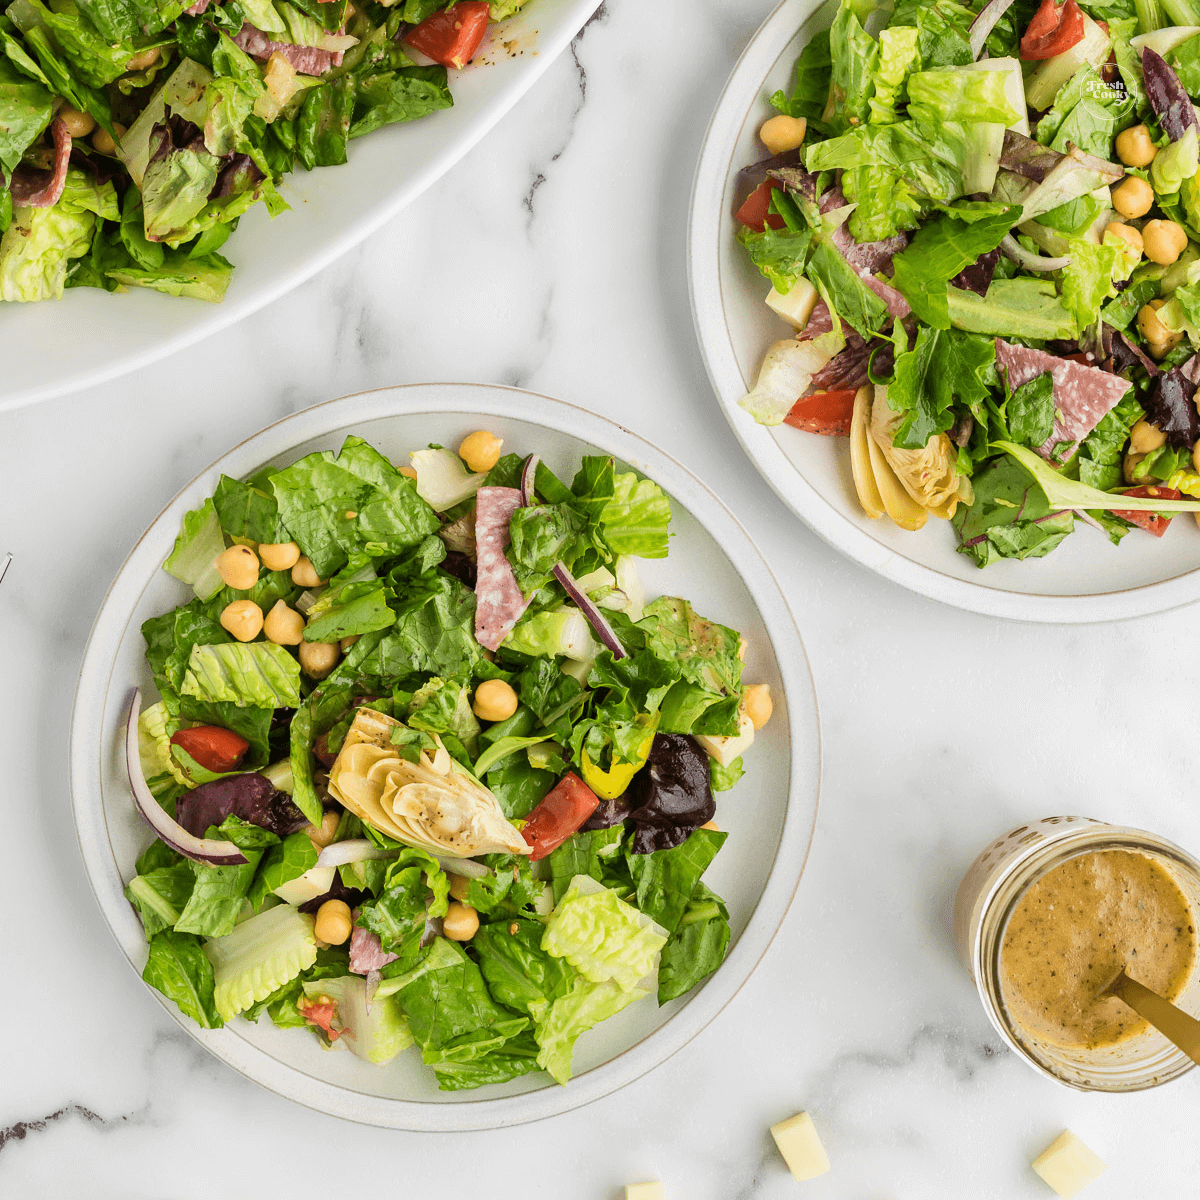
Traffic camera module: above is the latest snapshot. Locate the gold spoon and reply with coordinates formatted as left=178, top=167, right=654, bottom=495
left=1104, top=969, right=1200, bottom=1066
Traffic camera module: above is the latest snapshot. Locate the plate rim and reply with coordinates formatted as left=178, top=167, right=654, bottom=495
left=68, top=381, right=822, bottom=1130
left=0, top=0, right=602, bottom=416
left=687, top=0, right=1200, bottom=624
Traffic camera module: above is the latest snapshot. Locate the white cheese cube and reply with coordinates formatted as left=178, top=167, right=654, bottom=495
left=765, top=279, right=818, bottom=330
left=696, top=713, right=755, bottom=768
left=273, top=865, right=335, bottom=906
left=624, top=1183, right=665, bottom=1200
left=770, top=1111, right=830, bottom=1181
left=1031, top=1131, right=1106, bottom=1199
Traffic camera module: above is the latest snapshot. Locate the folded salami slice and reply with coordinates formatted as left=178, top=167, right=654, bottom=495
left=995, top=339, right=1131, bottom=463
left=10, top=119, right=71, bottom=209
left=348, top=925, right=397, bottom=975
left=474, top=486, right=530, bottom=651
left=234, top=24, right=345, bottom=74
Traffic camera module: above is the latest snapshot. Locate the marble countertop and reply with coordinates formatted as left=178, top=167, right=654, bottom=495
left=3, top=0, right=1199, bottom=1194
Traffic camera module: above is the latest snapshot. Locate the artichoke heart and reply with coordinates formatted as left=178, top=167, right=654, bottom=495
left=870, top=385, right=966, bottom=520
left=328, top=708, right=530, bottom=858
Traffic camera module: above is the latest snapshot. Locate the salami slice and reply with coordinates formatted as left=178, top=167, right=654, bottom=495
left=234, top=24, right=345, bottom=73
left=9, top=119, right=71, bottom=209
left=348, top=925, right=397, bottom=975
left=995, top=339, right=1132, bottom=462
left=474, top=486, right=531, bottom=651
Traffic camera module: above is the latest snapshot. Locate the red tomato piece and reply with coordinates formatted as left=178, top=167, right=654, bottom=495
left=521, top=772, right=601, bottom=862
left=1020, top=0, right=1086, bottom=61
left=784, top=388, right=858, bottom=436
left=405, top=2, right=490, bottom=70
left=298, top=995, right=343, bottom=1041
left=1112, top=485, right=1183, bottom=537
left=169, top=725, right=250, bottom=773
left=736, top=179, right=786, bottom=233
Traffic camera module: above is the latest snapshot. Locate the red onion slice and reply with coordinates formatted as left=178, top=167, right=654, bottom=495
left=552, top=562, right=628, bottom=660
left=125, top=689, right=248, bottom=866
left=435, top=854, right=489, bottom=878
left=969, top=0, right=1017, bottom=59
left=519, top=454, right=540, bottom=507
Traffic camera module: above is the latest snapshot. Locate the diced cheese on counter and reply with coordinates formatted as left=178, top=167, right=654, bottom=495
left=1031, top=1131, right=1106, bottom=1199
left=770, top=1110, right=830, bottom=1181
left=624, top=1183, right=665, bottom=1200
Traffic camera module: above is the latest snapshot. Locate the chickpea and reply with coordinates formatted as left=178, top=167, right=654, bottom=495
left=313, top=899, right=352, bottom=945
left=299, top=640, right=339, bottom=679
left=759, top=114, right=807, bottom=156
left=1138, top=299, right=1177, bottom=348
left=1130, top=419, right=1167, bottom=455
left=216, top=544, right=260, bottom=590
left=1143, top=219, right=1189, bottom=265
left=1105, top=221, right=1143, bottom=258
left=258, top=541, right=301, bottom=572
left=91, top=122, right=125, bottom=155
left=57, top=105, right=95, bottom=138
left=741, top=683, right=774, bottom=730
left=124, top=45, right=160, bottom=71
left=448, top=873, right=471, bottom=901
left=1115, top=124, right=1158, bottom=169
left=305, top=810, right=341, bottom=850
left=1124, top=452, right=1146, bottom=485
left=263, top=599, right=304, bottom=645
left=399, top=465, right=418, bottom=480
left=1112, top=175, right=1155, bottom=219
left=291, top=555, right=322, bottom=587
left=340, top=634, right=359, bottom=652
left=219, top=599, right=263, bottom=642
left=458, top=430, right=504, bottom=473
left=443, top=901, right=480, bottom=942
left=472, top=678, right=519, bottom=722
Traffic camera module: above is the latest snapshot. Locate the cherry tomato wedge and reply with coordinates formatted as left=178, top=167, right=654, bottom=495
left=170, top=725, right=250, bottom=773
left=784, top=388, right=858, bottom=436
left=298, top=995, right=343, bottom=1041
left=1112, top=485, right=1183, bottom=537
left=404, top=2, right=490, bottom=70
left=1020, top=0, right=1085, bottom=61
left=736, top=179, right=786, bottom=233
left=521, top=772, right=600, bottom=861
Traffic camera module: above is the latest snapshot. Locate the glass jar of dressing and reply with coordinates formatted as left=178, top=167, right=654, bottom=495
left=954, top=817, right=1200, bottom=1092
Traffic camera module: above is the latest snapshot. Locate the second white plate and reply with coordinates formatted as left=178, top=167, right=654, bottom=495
left=688, top=0, right=1200, bottom=622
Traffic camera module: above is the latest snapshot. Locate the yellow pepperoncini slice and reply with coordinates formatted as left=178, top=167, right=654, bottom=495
left=580, top=713, right=660, bottom=799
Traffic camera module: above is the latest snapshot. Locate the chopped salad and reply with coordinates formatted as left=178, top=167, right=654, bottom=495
left=124, top=429, right=774, bottom=1090
left=0, top=0, right=526, bottom=305
left=735, top=0, right=1200, bottom=566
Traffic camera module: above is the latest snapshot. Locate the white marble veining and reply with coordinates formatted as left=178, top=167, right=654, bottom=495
left=3, top=0, right=1200, bottom=1194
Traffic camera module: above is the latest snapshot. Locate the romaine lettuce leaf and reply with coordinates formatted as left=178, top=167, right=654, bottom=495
left=546, top=826, right=626, bottom=903
left=181, top=641, right=302, bottom=708
left=373, top=574, right=482, bottom=677
left=143, top=929, right=224, bottom=1027
left=657, top=882, right=731, bottom=1003
left=473, top=918, right=577, bottom=1022
left=599, top=473, right=671, bottom=559
left=248, top=830, right=318, bottom=910
left=0, top=56, right=53, bottom=175
left=823, top=0, right=878, bottom=132
left=162, top=498, right=226, bottom=601
left=626, top=828, right=727, bottom=936
left=407, top=675, right=480, bottom=760
left=770, top=28, right=831, bottom=128
left=356, top=848, right=449, bottom=972
left=138, top=699, right=191, bottom=798
left=301, top=975, right=413, bottom=1064
left=0, top=198, right=94, bottom=302
left=534, top=975, right=646, bottom=1085
left=349, top=63, right=452, bottom=141
left=906, top=67, right=1021, bottom=126
left=867, top=25, right=920, bottom=124
left=303, top=581, right=395, bottom=643
left=947, top=277, right=1079, bottom=339
left=126, top=862, right=195, bottom=937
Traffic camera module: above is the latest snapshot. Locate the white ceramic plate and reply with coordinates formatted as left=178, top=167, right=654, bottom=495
left=0, top=0, right=598, bottom=414
left=689, top=0, right=1200, bottom=622
left=69, top=382, right=821, bottom=1130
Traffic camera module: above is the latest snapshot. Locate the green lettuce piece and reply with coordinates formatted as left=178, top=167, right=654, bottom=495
left=892, top=0, right=975, bottom=66
left=301, top=975, right=413, bottom=1063
left=867, top=25, right=921, bottom=124
left=1036, top=64, right=1134, bottom=158
left=350, top=63, right=452, bottom=140
left=143, top=929, right=224, bottom=1027
left=508, top=502, right=586, bottom=592
left=887, top=324, right=996, bottom=448
left=947, top=278, right=1079, bottom=339
left=405, top=675, right=480, bottom=759
left=1078, top=393, right=1144, bottom=492
left=599, top=473, right=671, bottom=558
left=243, top=945, right=349, bottom=1027
left=535, top=975, right=646, bottom=1085
left=907, top=67, right=1020, bottom=125
left=126, top=863, right=195, bottom=937
left=25, top=0, right=133, bottom=87
left=488, top=0, right=530, bottom=17
left=483, top=754, right=556, bottom=820
left=474, top=734, right=551, bottom=778
left=213, top=473, right=281, bottom=544
left=771, top=28, right=831, bottom=127
left=303, top=582, right=395, bottom=643
left=1006, top=372, right=1056, bottom=448
left=296, top=75, right=352, bottom=168
left=138, top=699, right=191, bottom=798
left=208, top=902, right=318, bottom=1021
left=542, top=875, right=668, bottom=993
left=141, top=140, right=221, bottom=243
left=0, top=200, right=93, bottom=302
left=1037, top=188, right=1108, bottom=234
left=473, top=919, right=577, bottom=1023
left=357, top=848, right=450, bottom=972
left=374, top=575, right=482, bottom=677
left=841, top=164, right=925, bottom=241
left=657, top=883, right=731, bottom=1003
left=735, top=222, right=812, bottom=294
left=174, top=817, right=277, bottom=937
left=108, top=251, right=233, bottom=301
left=248, top=831, right=318, bottom=911
left=181, top=641, right=302, bottom=708
left=637, top=597, right=743, bottom=696
left=1057, top=235, right=1131, bottom=329
left=823, top=0, right=878, bottom=132
left=626, top=829, right=727, bottom=936
left=0, top=56, right=53, bottom=175
left=462, top=851, right=541, bottom=916
left=710, top=756, right=744, bottom=792
left=269, top=434, right=440, bottom=577
left=890, top=206, right=1017, bottom=329
left=162, top=499, right=226, bottom=601
left=1152, top=126, right=1199, bottom=195
left=807, top=236, right=891, bottom=337
left=546, top=826, right=626, bottom=904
